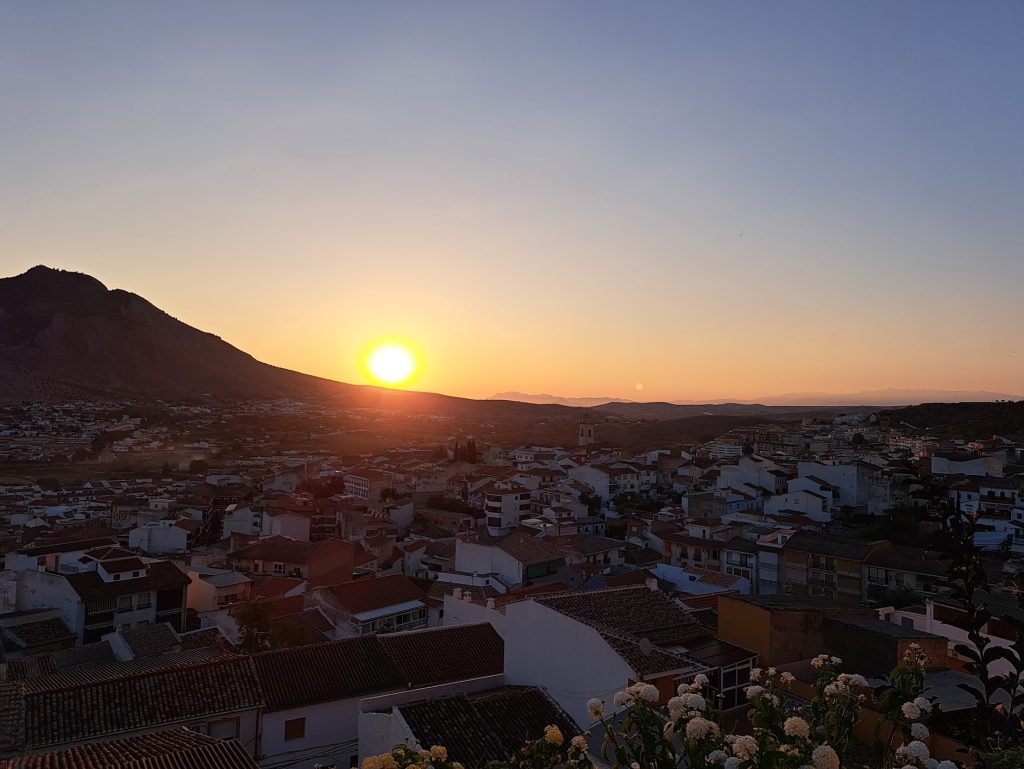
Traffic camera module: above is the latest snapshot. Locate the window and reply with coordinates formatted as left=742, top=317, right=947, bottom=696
left=136, top=593, right=152, bottom=609
left=273, top=562, right=285, bottom=575
left=208, top=717, right=240, bottom=740
left=117, top=595, right=133, bottom=612
left=284, top=717, right=306, bottom=741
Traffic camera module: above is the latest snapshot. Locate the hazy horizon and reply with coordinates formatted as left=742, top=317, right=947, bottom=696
left=2, top=3, right=1022, bottom=401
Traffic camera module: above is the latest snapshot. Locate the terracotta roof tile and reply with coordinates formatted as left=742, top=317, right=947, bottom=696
left=228, top=535, right=317, bottom=564
left=21, top=657, right=264, bottom=749
left=120, top=624, right=180, bottom=658
left=252, top=635, right=403, bottom=711
left=536, top=585, right=707, bottom=646
left=397, top=686, right=578, bottom=769
left=325, top=575, right=425, bottom=615
left=0, top=727, right=258, bottom=768
left=380, top=623, right=503, bottom=688
left=64, top=561, right=189, bottom=602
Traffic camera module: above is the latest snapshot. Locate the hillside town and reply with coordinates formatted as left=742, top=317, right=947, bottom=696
left=0, top=399, right=1021, bottom=767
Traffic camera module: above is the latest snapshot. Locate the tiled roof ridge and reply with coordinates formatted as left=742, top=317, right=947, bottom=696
left=381, top=620, right=492, bottom=639
left=534, top=583, right=652, bottom=603
left=24, top=650, right=249, bottom=697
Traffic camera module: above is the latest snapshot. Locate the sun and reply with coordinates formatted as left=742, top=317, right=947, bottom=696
left=365, top=343, right=418, bottom=386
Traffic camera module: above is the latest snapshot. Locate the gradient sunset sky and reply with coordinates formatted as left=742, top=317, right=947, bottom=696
left=1, top=2, right=1021, bottom=401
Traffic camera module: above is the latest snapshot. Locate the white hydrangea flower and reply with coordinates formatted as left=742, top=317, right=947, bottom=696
left=693, top=673, right=710, bottom=686
left=732, top=734, right=758, bottom=759
left=639, top=684, right=660, bottom=703
left=903, top=741, right=930, bottom=761
left=783, top=716, right=810, bottom=739
left=767, top=666, right=777, bottom=676
left=848, top=674, right=869, bottom=688
left=613, top=690, right=631, bottom=707
left=750, top=667, right=763, bottom=681
left=910, top=722, right=929, bottom=740
left=570, top=735, right=588, bottom=752
left=682, top=692, right=707, bottom=711
left=744, top=685, right=764, bottom=700
left=706, top=750, right=727, bottom=765
left=780, top=671, right=796, bottom=684
left=811, top=744, right=840, bottom=769
left=914, top=696, right=933, bottom=713
left=586, top=698, right=604, bottom=720
left=901, top=701, right=922, bottom=721
left=936, top=761, right=957, bottom=769
left=723, top=758, right=741, bottom=769
left=685, top=716, right=717, bottom=740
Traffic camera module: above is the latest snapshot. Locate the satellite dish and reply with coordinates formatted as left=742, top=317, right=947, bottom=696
left=639, top=638, right=654, bottom=656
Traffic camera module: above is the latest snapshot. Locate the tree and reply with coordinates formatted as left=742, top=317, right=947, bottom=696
left=234, top=599, right=273, bottom=653
left=852, top=432, right=867, bottom=446
left=188, top=459, right=209, bottom=475
left=269, top=621, right=315, bottom=649
left=933, top=504, right=1024, bottom=766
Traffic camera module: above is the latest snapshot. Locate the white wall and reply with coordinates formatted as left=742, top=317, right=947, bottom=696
left=261, top=698, right=362, bottom=769
left=453, top=540, right=522, bottom=586
left=441, top=594, right=507, bottom=635
left=128, top=523, right=188, bottom=554
left=504, top=600, right=634, bottom=726
left=13, top=569, right=84, bottom=641
left=358, top=675, right=506, bottom=760
left=764, top=491, right=828, bottom=522
left=262, top=512, right=310, bottom=540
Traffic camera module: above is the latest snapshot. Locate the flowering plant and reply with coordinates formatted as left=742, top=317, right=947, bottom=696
left=361, top=654, right=965, bottom=769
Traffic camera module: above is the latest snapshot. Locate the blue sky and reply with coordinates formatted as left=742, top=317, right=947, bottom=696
left=1, top=2, right=1021, bottom=399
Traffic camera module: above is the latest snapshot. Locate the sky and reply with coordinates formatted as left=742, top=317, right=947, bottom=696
left=1, top=2, right=1022, bottom=401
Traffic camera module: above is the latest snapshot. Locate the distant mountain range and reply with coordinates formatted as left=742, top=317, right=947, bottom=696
left=490, top=392, right=636, bottom=408
left=2, top=267, right=1016, bottom=437
left=491, top=388, right=1022, bottom=408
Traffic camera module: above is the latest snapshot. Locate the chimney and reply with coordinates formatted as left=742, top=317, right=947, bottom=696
left=463, top=591, right=472, bottom=602
left=452, top=587, right=463, bottom=600
left=646, top=577, right=658, bottom=592
left=486, top=598, right=496, bottom=609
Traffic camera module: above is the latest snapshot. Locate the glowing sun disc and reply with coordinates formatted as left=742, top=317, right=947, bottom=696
left=366, top=343, right=417, bottom=385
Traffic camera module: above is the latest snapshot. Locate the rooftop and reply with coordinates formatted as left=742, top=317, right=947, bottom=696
left=397, top=686, right=578, bottom=769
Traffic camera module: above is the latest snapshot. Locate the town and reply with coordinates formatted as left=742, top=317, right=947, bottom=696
left=0, top=397, right=1019, bottom=768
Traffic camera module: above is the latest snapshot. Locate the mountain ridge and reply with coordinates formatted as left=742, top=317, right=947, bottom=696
left=489, top=388, right=1022, bottom=408
left=3, top=267, right=1014, bottom=433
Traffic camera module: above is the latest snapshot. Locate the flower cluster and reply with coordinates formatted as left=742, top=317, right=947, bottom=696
left=361, top=648, right=964, bottom=769
left=362, top=744, right=466, bottom=769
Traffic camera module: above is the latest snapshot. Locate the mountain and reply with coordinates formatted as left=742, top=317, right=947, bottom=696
left=8, top=267, right=1002, bottom=443
left=0, top=268, right=601, bottom=420
left=0, top=266, right=347, bottom=403
left=491, top=388, right=1020, bottom=410
left=489, top=392, right=631, bottom=408
left=738, top=388, right=1023, bottom=407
